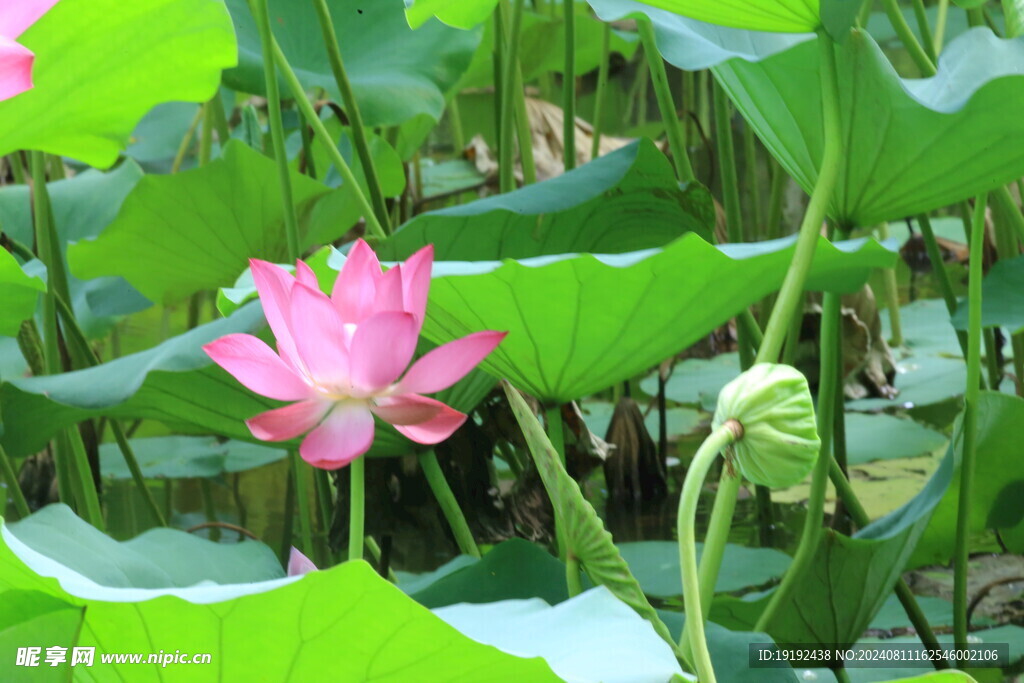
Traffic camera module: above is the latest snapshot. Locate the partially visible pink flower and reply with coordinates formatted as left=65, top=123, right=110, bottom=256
left=0, top=1, right=60, bottom=102
left=287, top=547, right=317, bottom=576
left=204, top=240, right=506, bottom=469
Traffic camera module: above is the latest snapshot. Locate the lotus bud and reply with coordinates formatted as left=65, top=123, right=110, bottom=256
left=712, top=363, right=820, bottom=488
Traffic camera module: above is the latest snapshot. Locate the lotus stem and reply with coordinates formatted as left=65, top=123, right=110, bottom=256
left=875, top=222, right=904, bottom=347
left=755, top=281, right=842, bottom=631
left=934, top=0, right=950, bottom=53
left=910, top=0, right=938, bottom=64
left=881, top=0, right=937, bottom=77
left=590, top=23, right=611, bottom=160
left=419, top=450, right=481, bottom=558
left=0, top=441, right=30, bottom=519
left=246, top=0, right=301, bottom=260
left=562, top=0, right=576, bottom=171
left=348, top=455, right=366, bottom=561
left=288, top=449, right=313, bottom=556
left=171, top=107, right=203, bottom=174
left=271, top=39, right=386, bottom=241
left=512, top=64, right=537, bottom=186
left=694, top=31, right=845, bottom=640
left=677, top=421, right=742, bottom=682
left=918, top=213, right=973, bottom=362
left=499, top=0, right=525, bottom=194
left=954, top=193, right=988, bottom=659
left=638, top=19, right=695, bottom=183
left=311, top=0, right=391, bottom=233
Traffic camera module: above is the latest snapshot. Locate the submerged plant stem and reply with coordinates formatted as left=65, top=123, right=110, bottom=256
left=677, top=422, right=741, bottom=681
left=638, top=19, right=694, bottom=183
left=419, top=450, right=481, bottom=558
left=349, top=456, right=366, bottom=561
left=954, top=193, right=988, bottom=657
left=311, top=0, right=391, bottom=233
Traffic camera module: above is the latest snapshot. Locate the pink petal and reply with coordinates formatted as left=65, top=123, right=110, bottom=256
left=287, top=547, right=318, bottom=576
left=371, top=265, right=405, bottom=316
left=349, top=311, right=418, bottom=393
left=299, top=404, right=375, bottom=469
left=370, top=394, right=444, bottom=426
left=331, top=239, right=382, bottom=325
left=396, top=331, right=506, bottom=395
left=203, top=333, right=313, bottom=401
left=0, top=0, right=59, bottom=39
left=393, top=398, right=467, bottom=444
left=250, top=259, right=302, bottom=372
left=246, top=399, right=331, bottom=442
left=400, top=244, right=433, bottom=325
left=289, top=282, right=350, bottom=387
left=294, top=260, right=319, bottom=289
left=0, top=36, right=33, bottom=102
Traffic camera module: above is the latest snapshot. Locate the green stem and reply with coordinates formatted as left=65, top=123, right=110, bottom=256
left=289, top=449, right=313, bottom=557
left=992, top=185, right=1024, bottom=245
left=499, top=0, right=525, bottom=194
left=562, top=0, right=576, bottom=171
left=272, top=40, right=386, bottom=241
left=934, top=0, right=949, bottom=53
left=910, top=0, right=938, bottom=64
left=881, top=0, right=938, bottom=76
left=954, top=193, right=988, bottom=655
left=566, top=555, right=583, bottom=598
left=0, top=442, right=30, bottom=518
left=63, top=430, right=104, bottom=530
left=311, top=0, right=391, bottom=232
left=53, top=294, right=166, bottom=526
left=756, top=32, right=844, bottom=364
left=512, top=65, right=537, bottom=186
left=742, top=122, right=764, bottom=237
left=418, top=450, right=481, bottom=558
left=638, top=19, right=695, bottom=183
left=590, top=23, right=611, bottom=160
left=210, top=90, right=231, bottom=148
left=247, top=0, right=301, bottom=260
left=364, top=536, right=398, bottom=582
left=696, top=471, right=740, bottom=615
left=766, top=158, right=786, bottom=239
left=200, top=478, right=220, bottom=541
left=171, top=107, right=202, bottom=174
left=756, top=283, right=843, bottom=631
left=199, top=101, right=214, bottom=166
left=448, top=96, right=466, bottom=152
left=677, top=422, right=742, bottom=681
left=348, top=456, right=365, bottom=561
left=918, top=213, right=973, bottom=361
left=877, top=223, right=904, bottom=346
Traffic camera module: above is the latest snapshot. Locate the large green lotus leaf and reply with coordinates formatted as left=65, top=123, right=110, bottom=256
left=592, top=3, right=1024, bottom=228
left=8, top=504, right=283, bottom=588
left=0, top=0, right=235, bottom=168
left=0, top=590, right=83, bottom=682
left=377, top=139, right=712, bottom=260
left=458, top=8, right=639, bottom=89
left=223, top=0, right=479, bottom=127
left=99, top=436, right=286, bottom=481
left=385, top=234, right=896, bottom=403
left=68, top=141, right=332, bottom=305
left=912, top=393, right=1024, bottom=566
left=714, top=27, right=1024, bottom=227
left=0, top=251, right=44, bottom=338
left=0, top=162, right=149, bottom=338
left=432, top=587, right=686, bottom=682
left=0, top=523, right=558, bottom=681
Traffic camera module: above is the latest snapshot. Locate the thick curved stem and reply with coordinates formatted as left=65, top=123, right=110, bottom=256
left=954, top=193, right=988, bottom=657
left=419, top=450, right=481, bottom=558
left=638, top=19, right=694, bottom=183
left=677, top=422, right=742, bottom=682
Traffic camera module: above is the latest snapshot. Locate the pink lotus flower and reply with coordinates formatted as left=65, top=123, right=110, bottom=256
left=203, top=240, right=506, bottom=469
left=0, top=1, right=60, bottom=102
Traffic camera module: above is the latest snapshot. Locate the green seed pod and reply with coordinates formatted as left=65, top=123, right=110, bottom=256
left=712, top=363, right=820, bottom=488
